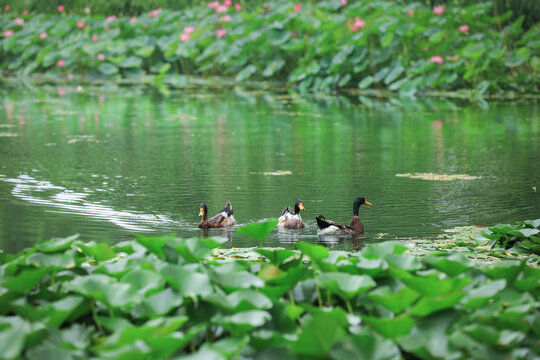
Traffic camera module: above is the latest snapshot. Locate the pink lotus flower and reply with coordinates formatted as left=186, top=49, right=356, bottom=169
left=220, top=15, right=231, bottom=22
left=349, top=16, right=366, bottom=32
left=4, top=5, right=9, bottom=11
left=22, top=10, right=29, bottom=15
left=92, top=34, right=98, bottom=41
left=149, top=8, right=161, bottom=17
left=97, top=53, right=105, bottom=61
left=57, top=59, right=65, bottom=67
left=224, top=0, right=232, bottom=5
left=293, top=3, right=302, bottom=12
left=341, top=0, right=347, bottom=5
left=407, top=9, right=414, bottom=16
left=430, top=56, right=444, bottom=64
left=216, top=28, right=227, bottom=38
left=84, top=7, right=90, bottom=14
left=39, top=32, right=47, bottom=39
left=208, top=1, right=219, bottom=9
left=234, top=4, right=241, bottom=11
left=3, top=29, right=13, bottom=37
left=184, top=26, right=195, bottom=34
left=76, top=21, right=86, bottom=29
left=215, top=4, right=228, bottom=13
left=14, top=18, right=24, bottom=26
left=106, top=15, right=116, bottom=22
left=129, top=17, right=137, bottom=23
left=57, top=5, right=64, bottom=12
left=179, top=33, right=190, bottom=42
left=433, top=5, right=445, bottom=15
left=459, top=24, right=469, bottom=33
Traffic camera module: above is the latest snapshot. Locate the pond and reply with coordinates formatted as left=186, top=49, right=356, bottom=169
left=1, top=84, right=539, bottom=253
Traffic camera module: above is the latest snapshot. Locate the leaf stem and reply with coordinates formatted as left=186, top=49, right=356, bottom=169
left=315, top=283, right=323, bottom=308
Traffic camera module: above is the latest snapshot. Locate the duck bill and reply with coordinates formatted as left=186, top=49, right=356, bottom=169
left=199, top=208, right=205, bottom=216
left=365, top=200, right=373, bottom=206
left=299, top=203, right=305, bottom=210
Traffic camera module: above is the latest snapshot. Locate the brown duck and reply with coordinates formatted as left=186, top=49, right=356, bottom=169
left=316, top=196, right=372, bottom=235
left=198, top=201, right=236, bottom=228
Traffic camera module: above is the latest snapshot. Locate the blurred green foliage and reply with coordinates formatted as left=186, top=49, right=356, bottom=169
left=0, top=0, right=539, bottom=94
left=0, top=0, right=538, bottom=29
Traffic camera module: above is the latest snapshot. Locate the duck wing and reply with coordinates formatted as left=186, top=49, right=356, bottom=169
left=316, top=215, right=347, bottom=230
left=209, top=201, right=235, bottom=227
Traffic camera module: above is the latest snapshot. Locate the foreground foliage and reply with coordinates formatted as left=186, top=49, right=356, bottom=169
left=1, top=0, right=539, bottom=94
left=0, top=224, right=539, bottom=359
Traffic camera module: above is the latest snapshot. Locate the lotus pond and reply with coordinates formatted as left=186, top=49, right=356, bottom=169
left=0, top=84, right=540, bottom=253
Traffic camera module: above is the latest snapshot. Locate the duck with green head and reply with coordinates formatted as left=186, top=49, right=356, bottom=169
left=316, top=196, right=372, bottom=235
left=198, top=201, right=235, bottom=228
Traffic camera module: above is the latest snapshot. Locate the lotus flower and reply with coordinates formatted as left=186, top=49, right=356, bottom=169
left=57, top=5, right=64, bottom=12
left=341, top=0, right=347, bottom=5
left=184, top=26, right=195, bottom=34
left=349, top=16, right=366, bottom=32
left=216, top=28, right=227, bottom=38
left=76, top=21, right=86, bottom=29
left=220, top=15, right=231, bottom=22
left=22, top=10, right=29, bottom=15
left=179, top=33, right=190, bottom=42
left=92, top=34, right=98, bottom=41
left=39, top=32, right=47, bottom=39
left=235, top=3, right=241, bottom=11
left=208, top=1, right=219, bottom=9
left=215, top=4, right=228, bottom=13
left=459, top=24, right=469, bottom=33
left=224, top=0, right=233, bottom=5
left=57, top=59, right=65, bottom=67
left=84, top=7, right=90, bottom=14
left=97, top=53, right=105, bottom=61
left=149, top=8, right=161, bottom=18
left=293, top=3, right=302, bottom=12
left=106, top=15, right=116, bottom=22
left=5, top=5, right=9, bottom=11
left=3, top=29, right=13, bottom=37
left=430, top=56, right=443, bottom=64
left=14, top=18, right=24, bottom=25
left=129, top=17, right=137, bottom=23
left=433, top=5, right=445, bottom=15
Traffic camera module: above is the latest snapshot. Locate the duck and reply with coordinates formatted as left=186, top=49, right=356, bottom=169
left=278, top=199, right=305, bottom=229
left=316, top=196, right=372, bottom=235
left=198, top=201, right=236, bottom=228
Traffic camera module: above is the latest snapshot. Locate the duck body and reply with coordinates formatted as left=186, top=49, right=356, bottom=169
left=316, top=196, right=372, bottom=235
left=198, top=201, right=236, bottom=228
left=278, top=199, right=305, bottom=229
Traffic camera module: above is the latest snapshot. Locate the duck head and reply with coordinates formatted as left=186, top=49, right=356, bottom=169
left=353, top=196, right=372, bottom=216
left=294, top=199, right=305, bottom=215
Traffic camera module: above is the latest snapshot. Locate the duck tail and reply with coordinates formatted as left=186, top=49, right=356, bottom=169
left=316, top=215, right=330, bottom=229
left=221, top=201, right=233, bottom=216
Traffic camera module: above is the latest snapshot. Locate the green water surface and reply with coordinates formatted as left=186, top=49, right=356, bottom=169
left=1, top=85, right=539, bottom=253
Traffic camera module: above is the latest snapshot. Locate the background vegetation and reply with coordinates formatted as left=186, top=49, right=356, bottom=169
left=0, top=0, right=540, bottom=95
left=1, top=0, right=539, bottom=94
left=1, top=0, right=539, bottom=28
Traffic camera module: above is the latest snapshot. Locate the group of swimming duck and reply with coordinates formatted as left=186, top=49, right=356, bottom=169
left=198, top=196, right=372, bottom=235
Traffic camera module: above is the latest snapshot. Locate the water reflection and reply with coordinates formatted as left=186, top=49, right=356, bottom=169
left=0, top=86, right=539, bottom=253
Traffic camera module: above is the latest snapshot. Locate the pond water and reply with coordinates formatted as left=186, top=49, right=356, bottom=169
left=1, top=85, right=539, bottom=253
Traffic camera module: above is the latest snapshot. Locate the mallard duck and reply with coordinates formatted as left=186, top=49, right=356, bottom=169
left=278, top=199, right=305, bottom=229
left=198, top=201, right=236, bottom=228
left=316, top=196, right=372, bottom=235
